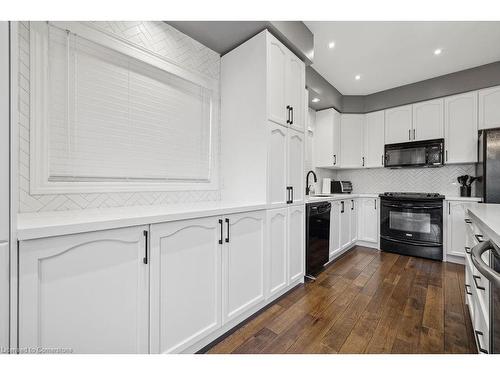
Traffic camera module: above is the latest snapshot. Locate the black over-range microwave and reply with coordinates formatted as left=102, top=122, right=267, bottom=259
left=384, top=138, right=444, bottom=168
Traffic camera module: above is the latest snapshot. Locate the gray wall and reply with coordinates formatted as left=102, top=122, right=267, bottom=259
left=363, top=61, right=500, bottom=112
left=306, top=66, right=343, bottom=112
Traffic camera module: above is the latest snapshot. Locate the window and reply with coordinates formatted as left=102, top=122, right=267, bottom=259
left=30, top=22, right=218, bottom=193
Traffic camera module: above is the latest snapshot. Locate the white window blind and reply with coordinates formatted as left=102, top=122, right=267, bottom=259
left=46, top=24, right=213, bottom=184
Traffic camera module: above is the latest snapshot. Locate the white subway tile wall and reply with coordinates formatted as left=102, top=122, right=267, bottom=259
left=335, top=164, right=477, bottom=196
left=18, top=21, right=222, bottom=212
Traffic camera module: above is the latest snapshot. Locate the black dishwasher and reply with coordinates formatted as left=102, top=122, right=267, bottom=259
left=306, top=201, right=331, bottom=278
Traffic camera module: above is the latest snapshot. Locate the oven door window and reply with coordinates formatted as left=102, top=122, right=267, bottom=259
left=389, top=211, right=431, bottom=235
left=380, top=203, right=443, bottom=244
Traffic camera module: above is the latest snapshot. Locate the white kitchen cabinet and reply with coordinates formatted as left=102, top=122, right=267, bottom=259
left=221, top=30, right=305, bottom=204
left=358, top=198, right=379, bottom=244
left=223, top=211, right=266, bottom=324
left=267, top=208, right=288, bottom=298
left=267, top=124, right=304, bottom=206
left=267, top=35, right=287, bottom=127
left=478, top=85, right=500, bottom=130
left=286, top=53, right=306, bottom=132
left=268, top=123, right=288, bottom=206
left=349, top=199, right=358, bottom=244
left=329, top=200, right=342, bottom=259
left=364, top=111, right=385, bottom=168
left=445, top=200, right=480, bottom=259
left=412, top=98, right=444, bottom=141
left=305, top=107, right=315, bottom=169
left=314, top=108, right=341, bottom=168
left=444, top=91, right=478, bottom=164
left=150, top=217, right=222, bottom=354
left=340, top=114, right=365, bottom=168
left=385, top=104, right=413, bottom=144
left=288, top=205, right=305, bottom=284
left=288, top=129, right=305, bottom=203
left=340, top=200, right=351, bottom=250
left=267, top=33, right=305, bottom=131
left=19, top=226, right=150, bottom=354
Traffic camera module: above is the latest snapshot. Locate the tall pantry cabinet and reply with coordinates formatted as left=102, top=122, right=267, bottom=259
left=220, top=30, right=305, bottom=206
left=220, top=30, right=306, bottom=304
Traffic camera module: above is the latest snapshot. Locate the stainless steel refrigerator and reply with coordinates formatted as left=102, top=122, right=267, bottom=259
left=476, top=128, right=500, bottom=203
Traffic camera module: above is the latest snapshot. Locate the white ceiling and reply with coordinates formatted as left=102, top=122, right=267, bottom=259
left=305, top=21, right=500, bottom=95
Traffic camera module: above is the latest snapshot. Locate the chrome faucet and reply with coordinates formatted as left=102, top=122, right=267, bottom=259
left=305, top=170, right=317, bottom=196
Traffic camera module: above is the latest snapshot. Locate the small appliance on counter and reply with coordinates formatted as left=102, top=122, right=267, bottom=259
left=331, top=180, right=353, bottom=194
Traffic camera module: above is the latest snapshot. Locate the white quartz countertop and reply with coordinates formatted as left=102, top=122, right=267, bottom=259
left=17, top=201, right=269, bottom=241
left=467, top=204, right=500, bottom=245
left=444, top=196, right=482, bottom=202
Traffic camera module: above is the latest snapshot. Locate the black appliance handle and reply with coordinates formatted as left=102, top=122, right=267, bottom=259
left=471, top=239, right=500, bottom=287
left=382, top=203, right=442, bottom=210
left=225, top=218, right=230, bottom=243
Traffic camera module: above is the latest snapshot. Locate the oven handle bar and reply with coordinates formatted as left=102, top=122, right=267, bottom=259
left=382, top=203, right=442, bottom=210
left=471, top=239, right=500, bottom=287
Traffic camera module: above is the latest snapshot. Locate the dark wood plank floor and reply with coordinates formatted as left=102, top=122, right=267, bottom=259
left=207, top=246, right=477, bottom=354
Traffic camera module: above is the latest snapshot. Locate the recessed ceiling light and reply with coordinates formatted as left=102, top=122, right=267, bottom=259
left=312, top=97, right=320, bottom=103
left=328, top=41, right=335, bottom=49
left=355, top=74, right=361, bottom=80
left=434, top=48, right=442, bottom=55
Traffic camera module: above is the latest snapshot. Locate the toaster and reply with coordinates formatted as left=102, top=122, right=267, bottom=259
left=331, top=180, right=353, bottom=194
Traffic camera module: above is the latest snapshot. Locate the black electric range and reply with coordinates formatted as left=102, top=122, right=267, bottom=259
left=379, top=192, right=445, bottom=261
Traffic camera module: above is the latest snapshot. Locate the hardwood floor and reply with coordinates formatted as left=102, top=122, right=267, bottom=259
left=206, top=246, right=477, bottom=354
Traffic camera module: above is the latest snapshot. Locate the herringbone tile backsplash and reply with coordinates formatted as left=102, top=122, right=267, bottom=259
left=18, top=21, right=222, bottom=212
left=335, top=164, right=477, bottom=196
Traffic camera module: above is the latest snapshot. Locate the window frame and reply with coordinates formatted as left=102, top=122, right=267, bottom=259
left=29, top=21, right=219, bottom=194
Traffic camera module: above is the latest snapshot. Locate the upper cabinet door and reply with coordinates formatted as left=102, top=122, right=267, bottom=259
left=267, top=35, right=287, bottom=126
left=385, top=105, right=413, bottom=144
left=285, top=53, right=305, bottom=132
left=287, top=129, right=305, bottom=204
left=314, top=108, right=336, bottom=167
left=444, top=92, right=478, bottom=164
left=150, top=217, right=222, bottom=354
left=364, top=111, right=385, bottom=168
left=478, top=85, right=500, bottom=130
left=412, top=98, right=444, bottom=141
left=340, top=114, right=364, bottom=168
left=19, top=226, right=150, bottom=354
left=222, top=211, right=266, bottom=325
left=268, top=122, right=288, bottom=206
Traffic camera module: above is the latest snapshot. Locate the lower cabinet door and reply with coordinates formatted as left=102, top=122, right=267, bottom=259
left=150, top=217, right=222, bottom=354
left=330, top=201, right=341, bottom=258
left=266, top=208, right=288, bottom=298
left=288, top=205, right=305, bottom=284
left=223, top=211, right=266, bottom=324
left=446, top=201, right=468, bottom=258
left=340, top=201, right=351, bottom=249
left=19, top=226, right=149, bottom=354
left=358, top=198, right=379, bottom=243
left=350, top=199, right=358, bottom=244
